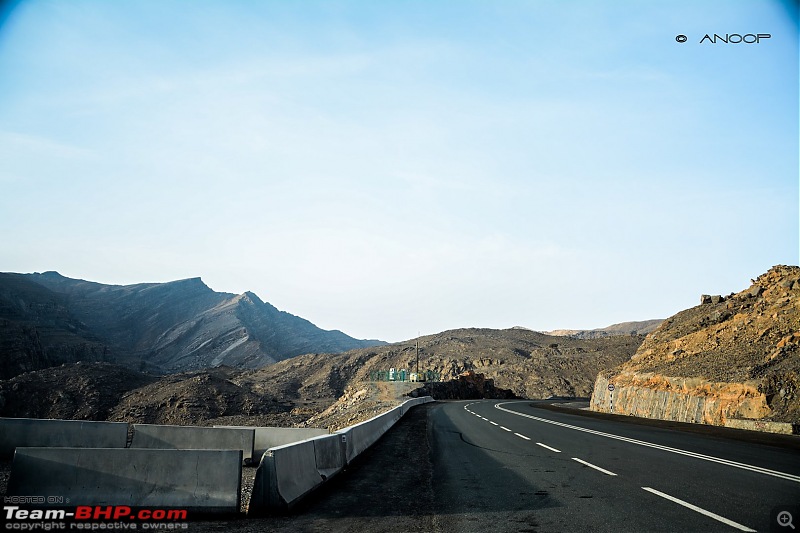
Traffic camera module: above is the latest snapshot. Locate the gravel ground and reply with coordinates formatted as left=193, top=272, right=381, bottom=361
left=0, top=460, right=9, bottom=495
left=239, top=466, right=257, bottom=513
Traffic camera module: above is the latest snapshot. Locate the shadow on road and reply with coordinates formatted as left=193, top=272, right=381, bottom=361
left=192, top=401, right=555, bottom=532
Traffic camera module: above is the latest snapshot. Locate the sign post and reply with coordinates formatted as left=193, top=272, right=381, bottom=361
left=608, top=383, right=615, bottom=413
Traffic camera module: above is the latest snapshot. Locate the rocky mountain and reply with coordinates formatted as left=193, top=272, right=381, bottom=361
left=305, top=327, right=643, bottom=399
left=0, top=273, right=111, bottom=379
left=590, top=265, right=800, bottom=425
left=0, top=271, right=384, bottom=377
left=0, top=326, right=643, bottom=431
left=543, top=319, right=663, bottom=339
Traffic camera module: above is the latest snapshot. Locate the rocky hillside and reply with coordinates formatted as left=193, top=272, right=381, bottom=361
left=0, top=363, right=310, bottom=428
left=591, top=265, right=800, bottom=425
left=0, top=362, right=157, bottom=420
left=0, top=274, right=111, bottom=379
left=235, top=327, right=641, bottom=401
left=0, top=327, right=642, bottom=430
left=412, top=370, right=517, bottom=400
left=344, top=327, right=642, bottom=399
left=544, top=319, right=663, bottom=339
left=0, top=271, right=384, bottom=377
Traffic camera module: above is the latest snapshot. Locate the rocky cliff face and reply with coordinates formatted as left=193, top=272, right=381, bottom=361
left=1, top=271, right=384, bottom=377
left=0, top=273, right=111, bottom=379
left=590, top=265, right=800, bottom=425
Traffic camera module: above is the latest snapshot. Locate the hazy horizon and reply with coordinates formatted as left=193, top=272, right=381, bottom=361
left=2, top=0, right=797, bottom=342
left=10, top=268, right=672, bottom=340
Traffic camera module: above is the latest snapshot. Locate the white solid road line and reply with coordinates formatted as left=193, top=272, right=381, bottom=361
left=571, top=457, right=617, bottom=476
left=495, top=402, right=800, bottom=484
left=641, top=487, right=756, bottom=532
left=514, top=433, right=531, bottom=441
left=536, top=442, right=561, bottom=453
left=500, top=426, right=512, bottom=432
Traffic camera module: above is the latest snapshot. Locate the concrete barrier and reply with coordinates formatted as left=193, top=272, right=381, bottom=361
left=337, top=397, right=433, bottom=464
left=337, top=407, right=403, bottom=465
left=214, top=426, right=328, bottom=460
left=399, top=396, right=426, bottom=416
left=131, top=424, right=255, bottom=462
left=7, top=448, right=242, bottom=514
left=0, top=418, right=128, bottom=459
left=313, top=433, right=347, bottom=480
left=249, top=436, right=340, bottom=514
left=248, top=396, right=433, bottom=515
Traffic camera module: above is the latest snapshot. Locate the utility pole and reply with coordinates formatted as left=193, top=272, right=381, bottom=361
left=415, top=333, right=420, bottom=376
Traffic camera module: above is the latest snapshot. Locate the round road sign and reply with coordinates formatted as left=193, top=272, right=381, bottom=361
left=608, top=384, right=615, bottom=392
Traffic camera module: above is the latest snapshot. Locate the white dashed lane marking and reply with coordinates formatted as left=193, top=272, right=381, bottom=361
left=572, top=457, right=617, bottom=476
left=536, top=442, right=561, bottom=453
left=495, top=402, right=800, bottom=484
left=641, top=487, right=756, bottom=532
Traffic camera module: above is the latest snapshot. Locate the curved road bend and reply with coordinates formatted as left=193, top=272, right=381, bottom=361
left=191, top=401, right=799, bottom=533
left=432, top=400, right=800, bottom=533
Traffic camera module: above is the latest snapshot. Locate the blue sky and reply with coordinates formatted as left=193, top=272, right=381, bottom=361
left=1, top=0, right=797, bottom=342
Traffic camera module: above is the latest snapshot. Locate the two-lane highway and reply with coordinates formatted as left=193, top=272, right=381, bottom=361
left=190, top=401, right=798, bottom=532
left=429, top=400, right=800, bottom=532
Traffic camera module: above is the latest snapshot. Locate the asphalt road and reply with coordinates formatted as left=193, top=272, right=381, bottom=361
left=190, top=400, right=800, bottom=532
left=434, top=400, right=800, bottom=533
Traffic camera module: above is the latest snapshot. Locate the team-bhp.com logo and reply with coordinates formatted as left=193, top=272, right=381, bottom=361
left=675, top=33, right=771, bottom=43
left=5, top=505, right=189, bottom=529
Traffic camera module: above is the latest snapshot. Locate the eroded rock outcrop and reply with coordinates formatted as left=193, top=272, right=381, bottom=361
left=591, top=265, right=800, bottom=426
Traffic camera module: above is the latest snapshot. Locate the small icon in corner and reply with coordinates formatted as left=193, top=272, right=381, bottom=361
left=675, top=35, right=688, bottom=43
left=773, top=507, right=800, bottom=532
left=778, top=511, right=795, bottom=529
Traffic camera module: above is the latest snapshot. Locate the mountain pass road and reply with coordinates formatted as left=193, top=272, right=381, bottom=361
left=432, top=400, right=800, bottom=532
left=191, top=400, right=800, bottom=533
